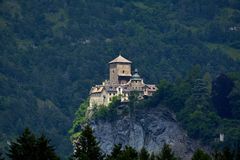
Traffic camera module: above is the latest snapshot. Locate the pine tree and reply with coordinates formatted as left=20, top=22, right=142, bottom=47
left=192, top=79, right=209, bottom=104
left=106, top=144, right=122, bottom=160
left=36, top=134, right=60, bottom=160
left=118, top=146, right=138, bottom=160
left=212, top=150, right=223, bottom=160
left=191, top=149, right=211, bottom=160
left=73, top=125, right=103, bottom=160
left=139, top=147, right=150, bottom=160
left=7, top=128, right=37, bottom=160
left=7, top=128, right=59, bottom=160
left=150, top=153, right=156, bottom=160
left=0, top=152, right=4, bottom=160
left=222, top=147, right=234, bottom=160
left=212, top=147, right=235, bottom=160
left=157, top=144, right=177, bottom=160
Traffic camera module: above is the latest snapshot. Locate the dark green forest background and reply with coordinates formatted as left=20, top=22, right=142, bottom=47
left=1, top=0, right=240, bottom=158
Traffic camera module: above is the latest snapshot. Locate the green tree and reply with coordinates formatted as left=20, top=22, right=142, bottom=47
left=73, top=125, right=103, bottom=160
left=212, top=74, right=234, bottom=118
left=7, top=128, right=59, bottom=160
left=105, top=144, right=122, bottom=160
left=191, top=149, right=211, bottom=160
left=157, top=144, right=177, bottom=160
left=139, top=147, right=150, bottom=160
left=36, top=135, right=60, bottom=160
left=150, top=153, right=156, bottom=160
left=192, top=79, right=209, bottom=104
left=222, top=147, right=234, bottom=160
left=212, top=150, right=223, bottom=160
left=229, top=84, right=240, bottom=120
left=0, top=152, right=4, bottom=160
left=118, top=146, right=138, bottom=160
left=7, top=128, right=37, bottom=160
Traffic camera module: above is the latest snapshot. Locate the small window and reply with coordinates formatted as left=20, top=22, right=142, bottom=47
left=122, top=70, right=125, bottom=73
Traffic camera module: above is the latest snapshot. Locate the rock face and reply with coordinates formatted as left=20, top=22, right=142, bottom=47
left=89, top=105, right=200, bottom=160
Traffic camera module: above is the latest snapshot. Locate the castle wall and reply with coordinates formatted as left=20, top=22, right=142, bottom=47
left=116, top=63, right=131, bottom=75
left=109, top=64, right=118, bottom=84
left=109, top=63, right=131, bottom=84
left=89, top=90, right=108, bottom=108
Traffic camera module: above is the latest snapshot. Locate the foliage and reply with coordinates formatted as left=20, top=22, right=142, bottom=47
left=157, top=144, right=178, bottom=160
left=137, top=72, right=240, bottom=148
left=69, top=99, right=89, bottom=138
left=212, top=74, right=234, bottom=118
left=211, top=146, right=240, bottom=160
left=139, top=147, right=150, bottom=160
left=105, top=144, right=122, bottom=160
left=73, top=125, right=103, bottom=160
left=7, top=128, right=59, bottom=160
left=106, top=145, right=138, bottom=160
left=191, top=149, right=211, bottom=160
left=0, top=152, right=4, bottom=160
left=93, top=96, right=121, bottom=120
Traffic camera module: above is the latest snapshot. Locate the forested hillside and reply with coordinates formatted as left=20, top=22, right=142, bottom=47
left=1, top=0, right=240, bottom=158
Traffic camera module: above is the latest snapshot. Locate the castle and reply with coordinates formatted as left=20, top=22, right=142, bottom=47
left=89, top=55, right=157, bottom=109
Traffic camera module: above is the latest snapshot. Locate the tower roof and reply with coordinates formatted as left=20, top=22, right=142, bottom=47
left=131, top=69, right=142, bottom=80
left=109, top=55, right=132, bottom=64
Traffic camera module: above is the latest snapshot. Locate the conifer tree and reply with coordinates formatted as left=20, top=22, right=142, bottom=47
left=7, top=128, right=37, bottom=160
left=150, top=153, right=156, bottom=160
left=0, top=152, right=4, bottom=160
left=157, top=144, right=177, bottom=160
left=222, top=147, right=234, bottom=160
left=36, top=134, right=60, bottom=160
left=7, top=128, right=59, bottom=160
left=118, top=146, right=138, bottom=160
left=139, top=147, right=150, bottom=160
left=105, top=144, right=122, bottom=160
left=191, top=149, right=211, bottom=160
left=73, top=125, right=103, bottom=160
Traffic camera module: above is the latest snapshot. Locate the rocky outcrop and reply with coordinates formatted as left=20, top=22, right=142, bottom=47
left=89, top=105, right=201, bottom=160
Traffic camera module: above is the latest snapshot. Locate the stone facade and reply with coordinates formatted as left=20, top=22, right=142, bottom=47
left=89, top=55, right=157, bottom=109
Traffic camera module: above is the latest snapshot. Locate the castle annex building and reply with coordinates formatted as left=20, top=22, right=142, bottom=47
left=89, top=55, right=157, bottom=108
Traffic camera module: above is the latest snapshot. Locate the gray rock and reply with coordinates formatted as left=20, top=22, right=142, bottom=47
left=89, top=105, right=201, bottom=160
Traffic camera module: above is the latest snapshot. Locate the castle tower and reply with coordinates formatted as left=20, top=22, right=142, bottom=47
left=109, top=55, right=132, bottom=84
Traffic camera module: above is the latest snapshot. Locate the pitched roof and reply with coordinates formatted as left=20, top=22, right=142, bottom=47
left=109, top=55, right=132, bottom=64
left=90, top=86, right=104, bottom=94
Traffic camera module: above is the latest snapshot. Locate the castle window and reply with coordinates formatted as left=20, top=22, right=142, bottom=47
left=122, top=70, right=125, bottom=73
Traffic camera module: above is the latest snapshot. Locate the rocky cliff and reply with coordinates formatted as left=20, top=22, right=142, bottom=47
left=89, top=105, right=201, bottom=160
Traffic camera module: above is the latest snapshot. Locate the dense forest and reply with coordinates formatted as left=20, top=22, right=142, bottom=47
left=1, top=0, right=240, bottom=158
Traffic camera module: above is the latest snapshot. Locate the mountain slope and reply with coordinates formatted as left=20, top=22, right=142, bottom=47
left=0, top=0, right=240, bottom=157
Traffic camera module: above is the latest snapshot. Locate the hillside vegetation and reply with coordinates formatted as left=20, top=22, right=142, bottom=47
left=1, top=0, right=240, bottom=158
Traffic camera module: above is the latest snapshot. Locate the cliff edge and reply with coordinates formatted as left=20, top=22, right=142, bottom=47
left=88, top=105, right=201, bottom=160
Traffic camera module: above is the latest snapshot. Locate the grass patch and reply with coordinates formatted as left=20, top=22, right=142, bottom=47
left=206, top=43, right=240, bottom=60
